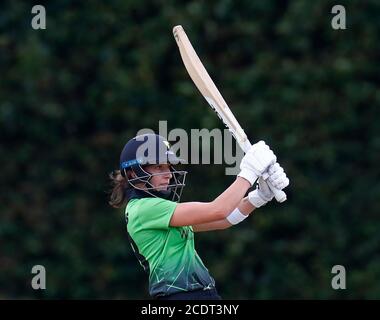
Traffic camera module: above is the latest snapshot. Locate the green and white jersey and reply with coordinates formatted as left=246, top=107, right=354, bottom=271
left=126, top=197, right=216, bottom=297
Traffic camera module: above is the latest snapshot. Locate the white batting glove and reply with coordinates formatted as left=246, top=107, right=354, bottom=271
left=267, top=163, right=290, bottom=190
left=238, top=141, right=277, bottom=185
left=248, top=163, right=289, bottom=208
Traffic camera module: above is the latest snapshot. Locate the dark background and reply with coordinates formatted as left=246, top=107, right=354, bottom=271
left=1, top=0, right=379, bottom=299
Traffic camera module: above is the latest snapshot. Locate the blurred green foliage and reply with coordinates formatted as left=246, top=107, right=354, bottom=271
left=1, top=0, right=379, bottom=299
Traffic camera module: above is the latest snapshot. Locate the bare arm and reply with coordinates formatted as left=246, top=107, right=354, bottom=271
left=191, top=161, right=290, bottom=232
left=192, top=196, right=256, bottom=232
left=169, top=177, right=251, bottom=227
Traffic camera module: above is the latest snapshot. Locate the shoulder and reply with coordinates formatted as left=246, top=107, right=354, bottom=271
left=127, top=197, right=177, bottom=217
left=127, top=198, right=178, bottom=230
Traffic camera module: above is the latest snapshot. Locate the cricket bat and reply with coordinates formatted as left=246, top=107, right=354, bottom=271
left=173, top=25, right=287, bottom=202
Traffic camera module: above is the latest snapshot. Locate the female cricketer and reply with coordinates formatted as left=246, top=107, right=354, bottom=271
left=109, top=133, right=289, bottom=300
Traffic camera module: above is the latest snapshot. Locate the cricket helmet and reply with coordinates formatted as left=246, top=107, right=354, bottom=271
left=120, top=133, right=187, bottom=202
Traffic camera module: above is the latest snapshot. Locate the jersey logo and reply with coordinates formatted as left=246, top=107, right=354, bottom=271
left=179, top=227, right=194, bottom=240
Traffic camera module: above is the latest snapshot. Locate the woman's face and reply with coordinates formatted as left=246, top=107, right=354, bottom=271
left=144, top=164, right=173, bottom=191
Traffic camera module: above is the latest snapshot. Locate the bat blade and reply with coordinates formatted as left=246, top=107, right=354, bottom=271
left=173, top=25, right=250, bottom=151
left=173, top=25, right=286, bottom=202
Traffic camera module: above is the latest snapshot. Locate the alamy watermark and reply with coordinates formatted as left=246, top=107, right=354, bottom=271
left=135, top=121, right=245, bottom=175
left=331, top=5, right=346, bottom=30
left=31, top=265, right=46, bottom=290
left=331, top=265, right=346, bottom=290
left=31, top=5, right=46, bottom=30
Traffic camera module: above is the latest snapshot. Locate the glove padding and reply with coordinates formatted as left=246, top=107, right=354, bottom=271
left=267, top=163, right=290, bottom=190
left=248, top=162, right=289, bottom=208
left=238, top=141, right=277, bottom=185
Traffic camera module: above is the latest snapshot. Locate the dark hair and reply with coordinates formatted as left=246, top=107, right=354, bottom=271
left=108, top=170, right=129, bottom=208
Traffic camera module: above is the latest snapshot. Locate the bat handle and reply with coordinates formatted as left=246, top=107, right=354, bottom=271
left=270, top=183, right=287, bottom=203
left=262, top=172, right=287, bottom=203
left=242, top=140, right=287, bottom=202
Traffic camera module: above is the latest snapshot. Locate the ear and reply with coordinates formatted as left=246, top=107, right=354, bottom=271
left=127, top=170, right=137, bottom=179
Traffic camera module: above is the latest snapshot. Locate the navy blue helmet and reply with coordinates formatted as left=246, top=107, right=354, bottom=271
left=120, top=133, right=187, bottom=202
